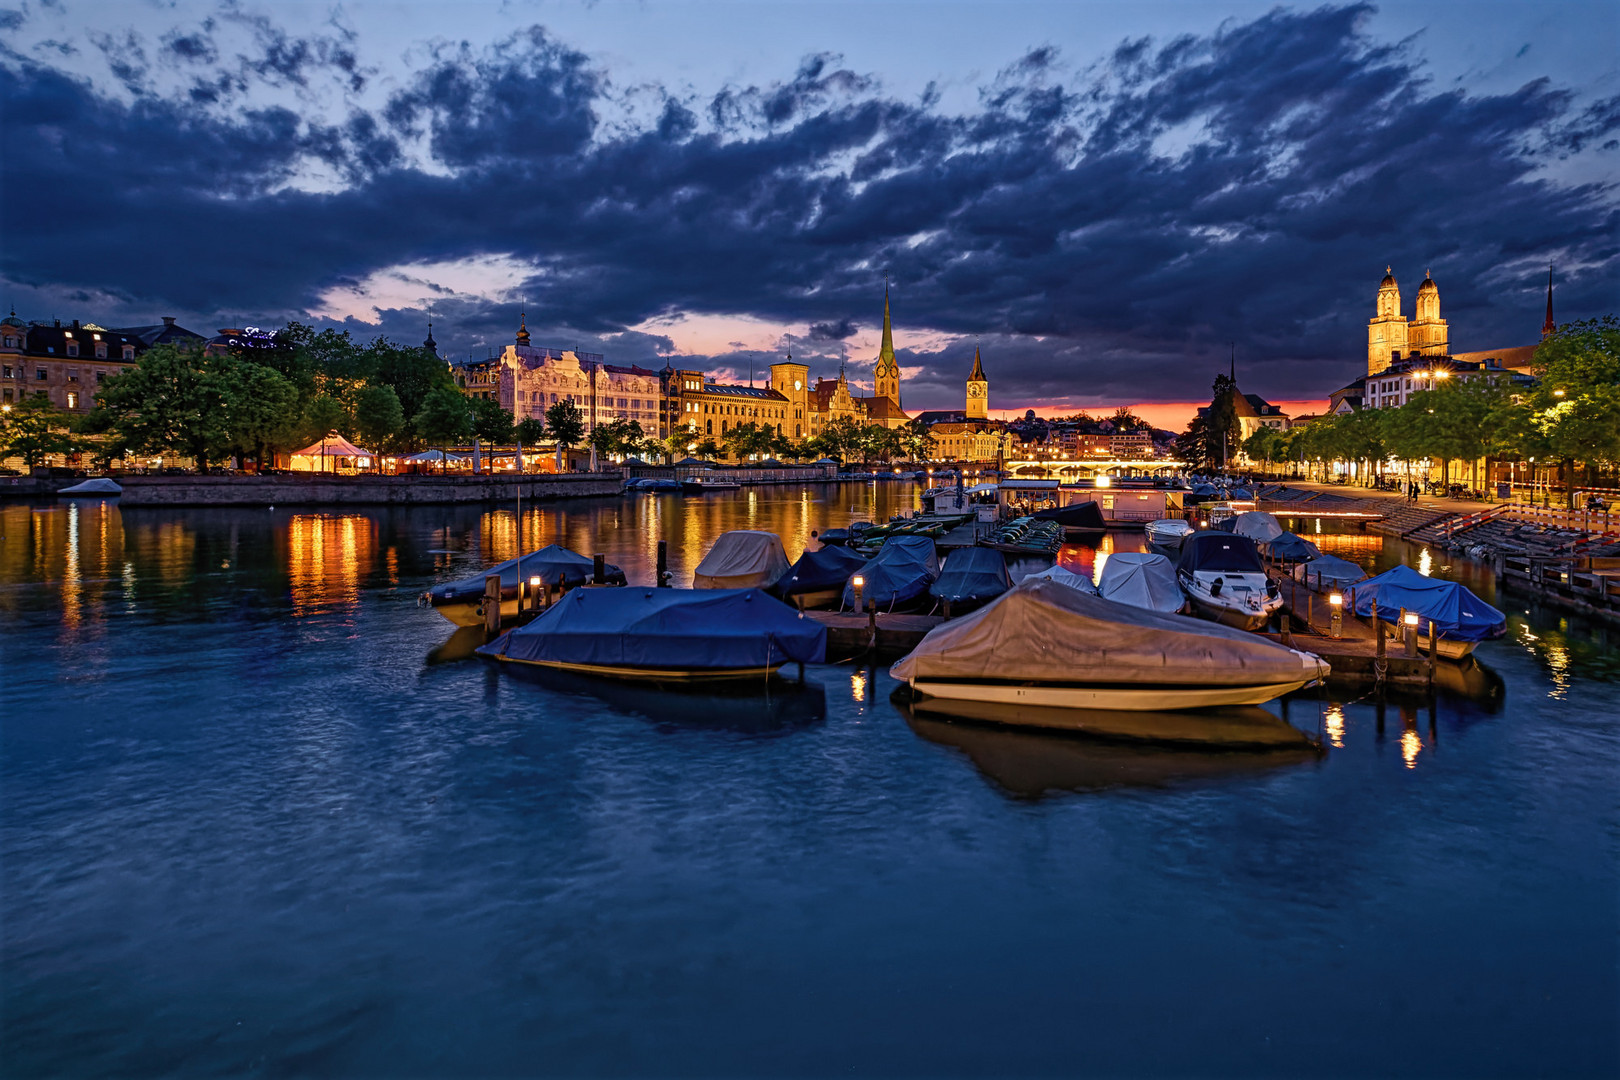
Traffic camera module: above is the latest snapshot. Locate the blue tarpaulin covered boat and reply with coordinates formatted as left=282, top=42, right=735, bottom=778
left=1350, top=565, right=1506, bottom=654
left=1265, top=532, right=1323, bottom=562
left=1292, top=554, right=1366, bottom=589
left=476, top=587, right=826, bottom=680
left=427, top=544, right=626, bottom=627
left=930, top=546, right=1011, bottom=612
left=769, top=546, right=868, bottom=609
left=843, top=535, right=939, bottom=611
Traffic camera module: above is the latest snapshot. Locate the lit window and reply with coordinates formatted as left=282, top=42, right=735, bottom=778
left=66, top=391, right=79, bottom=409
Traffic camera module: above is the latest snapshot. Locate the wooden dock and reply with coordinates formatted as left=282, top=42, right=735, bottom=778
left=805, top=611, right=944, bottom=661
left=1269, top=573, right=1436, bottom=687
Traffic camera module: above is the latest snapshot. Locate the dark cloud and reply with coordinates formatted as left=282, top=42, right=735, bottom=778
left=1, top=4, right=1615, bottom=411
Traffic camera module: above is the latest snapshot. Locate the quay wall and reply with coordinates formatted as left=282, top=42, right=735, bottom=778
left=113, top=473, right=623, bottom=507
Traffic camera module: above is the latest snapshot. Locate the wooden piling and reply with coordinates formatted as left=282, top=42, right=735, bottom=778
left=483, top=573, right=502, bottom=636
left=656, top=540, right=668, bottom=587
left=593, top=553, right=606, bottom=585
left=1374, top=600, right=1385, bottom=659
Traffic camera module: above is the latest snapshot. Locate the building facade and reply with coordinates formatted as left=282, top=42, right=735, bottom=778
left=0, top=315, right=146, bottom=414
left=1368, top=267, right=1450, bottom=376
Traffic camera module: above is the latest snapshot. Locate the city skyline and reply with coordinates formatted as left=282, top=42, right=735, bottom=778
left=1, top=1, right=1615, bottom=416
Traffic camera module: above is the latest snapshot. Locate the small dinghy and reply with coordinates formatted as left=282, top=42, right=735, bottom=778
left=477, top=587, right=826, bottom=681
left=891, top=578, right=1329, bottom=713
left=1145, top=518, right=1194, bottom=550
left=1176, top=532, right=1283, bottom=631
left=843, top=535, right=939, bottom=612
left=1021, top=564, right=1098, bottom=594
left=57, top=477, right=122, bottom=496
left=693, top=530, right=790, bottom=589
left=769, top=545, right=867, bottom=609
left=929, top=546, right=1011, bottom=615
left=1350, top=564, right=1506, bottom=659
left=1097, top=552, right=1185, bottom=614
left=1031, top=500, right=1106, bottom=538
left=426, top=544, right=625, bottom=627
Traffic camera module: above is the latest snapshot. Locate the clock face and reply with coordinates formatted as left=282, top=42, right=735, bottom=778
left=794, top=380, right=802, bottom=391
left=968, top=384, right=984, bottom=397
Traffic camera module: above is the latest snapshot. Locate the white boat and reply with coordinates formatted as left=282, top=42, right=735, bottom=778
left=1175, top=532, right=1284, bottom=631
left=891, top=578, right=1329, bottom=714
left=57, top=477, right=123, bottom=496
left=1203, top=501, right=1245, bottom=528
left=1097, top=552, right=1185, bottom=614
left=682, top=474, right=742, bottom=493
left=1145, top=518, right=1194, bottom=549
left=692, top=530, right=790, bottom=589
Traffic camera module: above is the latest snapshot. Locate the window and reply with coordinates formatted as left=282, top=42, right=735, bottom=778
left=67, top=371, right=78, bottom=383
left=36, top=368, right=47, bottom=381
left=66, top=343, right=79, bottom=357
left=122, top=346, right=134, bottom=360
left=3, top=336, right=15, bottom=348
left=2, top=388, right=9, bottom=402
left=66, top=391, right=79, bottom=409
left=1, top=365, right=9, bottom=378
left=95, top=343, right=107, bottom=359
left=96, top=371, right=106, bottom=384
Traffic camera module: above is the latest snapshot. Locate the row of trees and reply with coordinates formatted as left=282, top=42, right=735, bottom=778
left=1234, top=318, right=1620, bottom=502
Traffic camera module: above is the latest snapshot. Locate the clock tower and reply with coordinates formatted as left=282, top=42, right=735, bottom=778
left=872, top=283, right=902, bottom=408
left=770, top=357, right=810, bottom=441
left=965, top=345, right=988, bottom=420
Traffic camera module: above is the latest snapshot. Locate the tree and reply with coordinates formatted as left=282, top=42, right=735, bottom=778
left=591, top=417, right=644, bottom=461
left=0, top=397, right=76, bottom=468
left=414, top=386, right=473, bottom=471
left=470, top=397, right=515, bottom=446
left=1242, top=427, right=1283, bottom=472
left=1110, top=407, right=1149, bottom=432
left=514, top=417, right=547, bottom=447
left=91, top=344, right=236, bottom=470
left=1529, top=316, right=1620, bottom=505
left=899, top=417, right=937, bottom=462
left=226, top=362, right=301, bottom=470
left=1205, top=374, right=1240, bottom=470
left=663, top=422, right=698, bottom=463
left=544, top=398, right=585, bottom=469
left=693, top=437, right=722, bottom=460
left=368, top=339, right=456, bottom=422
left=815, top=416, right=864, bottom=463
left=353, top=384, right=406, bottom=470
left=1174, top=413, right=1214, bottom=471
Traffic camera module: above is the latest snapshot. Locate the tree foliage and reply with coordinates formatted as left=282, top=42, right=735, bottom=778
left=0, top=397, right=76, bottom=467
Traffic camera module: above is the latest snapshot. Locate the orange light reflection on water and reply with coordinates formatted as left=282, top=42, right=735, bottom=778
left=287, top=514, right=376, bottom=615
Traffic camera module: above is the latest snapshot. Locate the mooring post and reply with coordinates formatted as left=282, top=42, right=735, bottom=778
left=593, top=553, right=606, bottom=585
left=1374, top=600, right=1385, bottom=659
left=656, top=540, right=668, bottom=587
left=1427, top=620, right=1438, bottom=681
left=484, top=573, right=502, bottom=637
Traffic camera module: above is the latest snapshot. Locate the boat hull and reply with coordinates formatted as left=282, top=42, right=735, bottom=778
left=907, top=680, right=1320, bottom=728
left=1186, top=595, right=1273, bottom=632
left=486, top=655, right=785, bottom=682
left=781, top=587, right=845, bottom=610
left=1379, top=624, right=1479, bottom=659
left=431, top=597, right=522, bottom=627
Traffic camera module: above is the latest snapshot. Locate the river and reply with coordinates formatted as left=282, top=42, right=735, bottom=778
left=1, top=483, right=1616, bottom=1076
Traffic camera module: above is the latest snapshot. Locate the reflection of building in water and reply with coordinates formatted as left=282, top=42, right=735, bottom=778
left=287, top=514, right=376, bottom=615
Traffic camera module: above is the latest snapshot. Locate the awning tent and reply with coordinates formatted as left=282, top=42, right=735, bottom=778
left=289, top=432, right=371, bottom=472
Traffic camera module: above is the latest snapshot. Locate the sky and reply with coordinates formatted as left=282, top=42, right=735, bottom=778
left=1, top=0, right=1616, bottom=426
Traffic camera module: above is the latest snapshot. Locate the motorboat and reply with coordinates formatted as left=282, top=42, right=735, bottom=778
left=1175, top=531, right=1284, bottom=631
left=1264, top=532, right=1322, bottom=563
left=476, top=587, right=826, bottom=681
left=891, top=578, right=1329, bottom=712
left=57, top=477, right=122, bottom=496
left=769, top=545, right=867, bottom=609
left=693, top=530, right=791, bottom=589
left=425, top=544, right=626, bottom=627
left=682, top=474, right=742, bottom=493
left=1349, top=564, right=1506, bottom=659
left=980, top=517, right=1062, bottom=556
left=1230, top=511, right=1285, bottom=544
left=1292, top=554, right=1366, bottom=590
left=1030, top=500, right=1106, bottom=538
left=627, top=477, right=683, bottom=492
left=843, top=534, right=939, bottom=612
left=1097, top=552, right=1185, bottom=614
left=929, top=546, right=1012, bottom=615
left=1020, top=563, right=1098, bottom=594
left=1145, top=518, right=1194, bottom=550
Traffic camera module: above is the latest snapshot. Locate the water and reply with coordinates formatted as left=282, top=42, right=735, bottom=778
left=2, top=486, right=1616, bottom=1076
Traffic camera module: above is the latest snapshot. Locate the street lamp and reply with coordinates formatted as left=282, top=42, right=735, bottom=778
left=1328, top=592, right=1344, bottom=639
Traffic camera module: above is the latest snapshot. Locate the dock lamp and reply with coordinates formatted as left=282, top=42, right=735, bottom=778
left=1328, top=592, right=1344, bottom=639
left=1403, top=610, right=1420, bottom=657
left=529, top=574, right=542, bottom=611
left=852, top=574, right=865, bottom=613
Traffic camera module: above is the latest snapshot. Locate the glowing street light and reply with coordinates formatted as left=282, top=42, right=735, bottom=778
left=1328, top=591, right=1344, bottom=639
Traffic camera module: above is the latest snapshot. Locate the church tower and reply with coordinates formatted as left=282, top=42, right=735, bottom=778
left=965, top=344, right=988, bottom=420
left=1367, top=267, right=1409, bottom=376
left=1407, top=270, right=1448, bottom=356
left=873, top=283, right=901, bottom=407
left=1542, top=267, right=1556, bottom=338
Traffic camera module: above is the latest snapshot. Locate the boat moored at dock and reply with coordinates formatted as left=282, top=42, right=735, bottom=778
left=1145, top=518, right=1194, bottom=550
left=426, top=544, right=625, bottom=627
left=843, top=535, right=939, bottom=612
left=929, top=546, right=1012, bottom=614
left=1176, top=532, right=1283, bottom=631
left=693, top=530, right=790, bottom=589
left=892, top=578, right=1329, bottom=715
left=1097, top=551, right=1185, bottom=614
left=769, top=545, right=868, bottom=609
left=1350, top=564, right=1506, bottom=659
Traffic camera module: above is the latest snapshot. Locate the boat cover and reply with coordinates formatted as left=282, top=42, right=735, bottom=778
left=58, top=477, right=122, bottom=495
left=1032, top=501, right=1106, bottom=530
left=1265, top=532, right=1322, bottom=561
left=1292, top=555, right=1366, bottom=588
left=479, top=588, right=826, bottom=668
left=1177, top=532, right=1267, bottom=575
left=842, top=534, right=939, bottom=610
left=693, top=530, right=790, bottom=589
left=1097, top=552, right=1184, bottom=613
left=1349, top=564, right=1506, bottom=642
left=930, top=547, right=1011, bottom=605
left=1022, top=564, right=1098, bottom=594
left=1230, top=511, right=1284, bottom=542
left=430, top=544, right=625, bottom=604
left=892, top=578, right=1328, bottom=687
left=770, top=546, right=867, bottom=600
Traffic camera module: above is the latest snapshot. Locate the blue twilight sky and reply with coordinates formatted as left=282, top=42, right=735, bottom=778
left=1, top=0, right=1616, bottom=415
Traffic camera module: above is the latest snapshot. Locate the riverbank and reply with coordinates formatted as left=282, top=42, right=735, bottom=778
left=107, top=472, right=625, bottom=507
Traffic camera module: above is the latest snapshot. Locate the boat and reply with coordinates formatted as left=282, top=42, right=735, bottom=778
left=1175, top=531, right=1284, bottom=631
left=1230, top=511, right=1285, bottom=543
left=891, top=578, right=1329, bottom=713
left=980, top=516, right=1063, bottom=556
left=57, top=477, right=122, bottom=496
left=1204, top=502, right=1242, bottom=528
left=929, top=546, right=1012, bottom=614
left=627, top=477, right=683, bottom=492
left=843, top=535, right=939, bottom=612
left=1349, top=564, right=1506, bottom=659
left=475, top=587, right=826, bottom=681
left=425, top=544, right=626, bottom=627
left=1030, top=500, right=1106, bottom=538
left=815, top=521, right=872, bottom=547
left=692, top=530, right=791, bottom=589
left=682, top=474, right=742, bottom=493
left=769, top=545, right=868, bottom=609
left=1145, top=518, right=1194, bottom=550
left=1097, top=552, right=1185, bottom=614
left=1020, top=563, right=1098, bottom=594
left=1264, top=531, right=1322, bottom=563
left=1291, top=554, right=1366, bottom=590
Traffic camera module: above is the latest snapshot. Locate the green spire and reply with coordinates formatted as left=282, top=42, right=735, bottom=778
left=878, top=279, right=895, bottom=371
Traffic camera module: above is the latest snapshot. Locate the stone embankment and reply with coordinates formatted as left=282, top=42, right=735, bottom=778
left=112, top=473, right=623, bottom=507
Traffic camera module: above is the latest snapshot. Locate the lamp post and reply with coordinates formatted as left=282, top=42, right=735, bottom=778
left=1328, top=592, right=1343, bottom=639
left=851, top=574, right=865, bottom=614
left=1403, top=610, right=1419, bottom=657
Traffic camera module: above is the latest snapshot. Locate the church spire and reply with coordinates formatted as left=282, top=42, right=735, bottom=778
left=879, top=278, right=895, bottom=365
left=873, top=278, right=900, bottom=406
left=1542, top=265, right=1556, bottom=338
left=969, top=343, right=985, bottom=382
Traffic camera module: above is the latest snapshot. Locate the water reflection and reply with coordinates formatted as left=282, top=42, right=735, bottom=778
left=287, top=513, right=376, bottom=615
left=906, top=713, right=1320, bottom=798
left=500, top=665, right=829, bottom=734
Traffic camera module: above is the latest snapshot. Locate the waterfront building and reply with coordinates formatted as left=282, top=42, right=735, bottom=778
left=0, top=314, right=147, bottom=413
left=667, top=366, right=794, bottom=446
